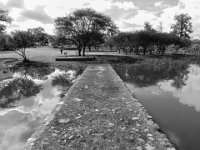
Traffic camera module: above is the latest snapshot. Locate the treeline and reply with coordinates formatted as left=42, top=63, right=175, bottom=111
left=106, top=31, right=191, bottom=55
left=0, top=27, right=49, bottom=51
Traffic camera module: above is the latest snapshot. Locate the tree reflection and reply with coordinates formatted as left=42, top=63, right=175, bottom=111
left=11, top=62, right=55, bottom=80
left=0, top=63, right=86, bottom=108
left=0, top=63, right=55, bottom=108
left=52, top=74, right=73, bottom=97
left=0, top=78, right=42, bottom=108
left=113, top=59, right=189, bottom=88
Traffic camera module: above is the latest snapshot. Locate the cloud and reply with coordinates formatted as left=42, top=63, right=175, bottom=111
left=105, top=6, right=131, bottom=20
left=154, top=1, right=163, bottom=7
left=125, top=10, right=157, bottom=26
left=113, top=1, right=136, bottom=10
left=6, top=0, right=24, bottom=9
left=7, top=23, right=19, bottom=28
left=105, top=2, right=137, bottom=21
left=0, top=1, right=6, bottom=9
left=111, top=0, right=179, bottom=10
left=19, top=6, right=53, bottom=24
left=83, top=2, right=90, bottom=6
left=123, top=22, right=142, bottom=31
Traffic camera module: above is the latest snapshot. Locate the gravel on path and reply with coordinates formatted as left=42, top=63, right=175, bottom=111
left=25, top=64, right=175, bottom=150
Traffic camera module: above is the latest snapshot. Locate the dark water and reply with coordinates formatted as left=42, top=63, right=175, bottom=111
left=113, top=59, right=200, bottom=150
left=0, top=64, right=84, bottom=150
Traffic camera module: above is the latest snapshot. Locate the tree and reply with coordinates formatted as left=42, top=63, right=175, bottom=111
left=0, top=34, right=14, bottom=51
left=87, top=32, right=105, bottom=51
left=136, top=31, right=156, bottom=55
left=106, top=36, right=115, bottom=51
left=10, top=30, right=34, bottom=62
left=171, top=13, right=193, bottom=39
left=144, top=22, right=156, bottom=32
left=111, top=32, right=129, bottom=53
left=55, top=8, right=118, bottom=56
left=0, top=9, right=12, bottom=33
left=28, top=27, right=49, bottom=46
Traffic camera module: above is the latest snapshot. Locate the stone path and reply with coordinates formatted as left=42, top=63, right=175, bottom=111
left=25, top=64, right=175, bottom=150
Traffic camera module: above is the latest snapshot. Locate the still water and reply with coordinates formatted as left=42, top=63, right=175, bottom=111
left=113, top=59, right=200, bottom=150
left=0, top=64, right=84, bottom=150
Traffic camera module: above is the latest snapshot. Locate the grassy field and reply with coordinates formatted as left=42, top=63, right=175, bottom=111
left=0, top=46, right=122, bottom=63
left=1, top=46, right=200, bottom=67
left=0, top=46, right=62, bottom=63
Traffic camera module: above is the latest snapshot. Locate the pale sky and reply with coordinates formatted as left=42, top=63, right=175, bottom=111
left=0, top=0, right=200, bottom=38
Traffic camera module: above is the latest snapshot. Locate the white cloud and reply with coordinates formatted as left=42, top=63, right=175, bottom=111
left=124, top=10, right=157, bottom=29
left=23, top=0, right=112, bottom=13
left=156, top=5, right=179, bottom=32
left=113, top=1, right=136, bottom=10
left=154, top=1, right=163, bottom=7
left=7, top=20, right=54, bottom=34
left=87, top=0, right=113, bottom=12
left=6, top=0, right=24, bottom=9
left=19, top=6, right=53, bottom=24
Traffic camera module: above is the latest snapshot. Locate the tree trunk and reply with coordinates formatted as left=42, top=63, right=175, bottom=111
left=23, top=56, right=30, bottom=63
left=88, top=45, right=92, bottom=51
left=118, top=47, right=121, bottom=53
left=78, top=48, right=81, bottom=56
left=143, top=47, right=146, bottom=55
left=22, top=48, right=29, bottom=62
left=109, top=45, right=113, bottom=51
left=82, top=45, right=86, bottom=56
left=134, top=46, right=139, bottom=54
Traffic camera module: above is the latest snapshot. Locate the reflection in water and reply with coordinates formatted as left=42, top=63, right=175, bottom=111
left=0, top=77, right=42, bottom=108
left=113, top=60, right=200, bottom=150
left=0, top=65, right=84, bottom=150
left=159, top=65, right=200, bottom=112
left=113, top=59, right=189, bottom=88
left=52, top=71, right=75, bottom=98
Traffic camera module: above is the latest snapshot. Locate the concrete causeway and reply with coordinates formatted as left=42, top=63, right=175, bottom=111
left=25, top=64, right=175, bottom=150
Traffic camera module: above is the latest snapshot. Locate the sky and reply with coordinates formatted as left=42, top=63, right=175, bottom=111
left=0, top=0, right=200, bottom=39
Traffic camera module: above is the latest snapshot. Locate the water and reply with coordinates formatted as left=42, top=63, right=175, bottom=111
left=113, top=59, right=200, bottom=150
left=0, top=64, right=84, bottom=150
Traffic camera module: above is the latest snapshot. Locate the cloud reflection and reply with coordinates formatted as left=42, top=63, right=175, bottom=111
left=159, top=65, right=200, bottom=112
left=0, top=66, right=78, bottom=150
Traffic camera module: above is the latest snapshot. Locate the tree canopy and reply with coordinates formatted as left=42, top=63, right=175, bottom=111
left=108, top=30, right=191, bottom=55
left=28, top=27, right=49, bottom=46
left=10, top=30, right=34, bottom=62
left=171, top=13, right=193, bottom=39
left=144, top=22, right=156, bottom=32
left=55, top=8, right=118, bottom=56
left=0, top=9, right=12, bottom=33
